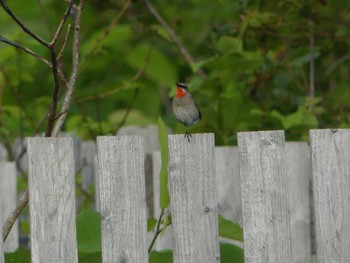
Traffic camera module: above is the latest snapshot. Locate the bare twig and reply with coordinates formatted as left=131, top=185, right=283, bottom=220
left=115, top=88, right=140, bottom=133
left=0, top=0, right=49, bottom=47
left=76, top=46, right=152, bottom=104
left=74, top=67, right=145, bottom=104
left=45, top=49, right=61, bottom=137
left=57, top=24, right=72, bottom=61
left=49, top=0, right=74, bottom=46
left=3, top=190, right=28, bottom=242
left=148, top=209, right=164, bottom=254
left=144, top=0, right=207, bottom=80
left=0, top=37, right=67, bottom=83
left=52, top=1, right=84, bottom=137
left=0, top=35, right=51, bottom=67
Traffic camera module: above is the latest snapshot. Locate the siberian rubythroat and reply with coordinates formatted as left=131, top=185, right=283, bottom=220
left=172, top=83, right=202, bottom=141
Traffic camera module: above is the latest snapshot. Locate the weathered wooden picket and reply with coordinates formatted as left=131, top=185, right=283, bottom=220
left=1, top=129, right=350, bottom=263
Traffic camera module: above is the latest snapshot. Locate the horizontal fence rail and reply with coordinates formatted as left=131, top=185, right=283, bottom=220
left=1, top=128, right=350, bottom=263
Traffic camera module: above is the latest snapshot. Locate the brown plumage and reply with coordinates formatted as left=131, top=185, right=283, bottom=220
left=172, top=83, right=201, bottom=141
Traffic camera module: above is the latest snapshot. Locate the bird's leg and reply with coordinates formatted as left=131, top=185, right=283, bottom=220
left=184, top=130, right=192, bottom=142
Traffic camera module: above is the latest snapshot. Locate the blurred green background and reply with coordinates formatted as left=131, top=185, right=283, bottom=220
left=1, top=0, right=350, bottom=144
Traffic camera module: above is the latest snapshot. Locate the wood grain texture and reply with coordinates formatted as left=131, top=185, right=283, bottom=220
left=286, top=142, right=311, bottom=263
left=97, top=136, right=148, bottom=263
left=0, top=162, right=18, bottom=252
left=27, top=138, right=78, bottom=263
left=237, top=131, right=292, bottom=263
left=215, top=146, right=242, bottom=225
left=310, top=129, right=350, bottom=263
left=0, top=206, right=4, bottom=263
left=168, top=133, right=220, bottom=263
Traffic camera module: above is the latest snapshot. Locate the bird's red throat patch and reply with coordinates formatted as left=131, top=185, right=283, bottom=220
left=176, top=87, right=186, bottom=98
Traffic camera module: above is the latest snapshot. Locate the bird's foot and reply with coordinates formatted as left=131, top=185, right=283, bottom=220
left=184, top=131, right=192, bottom=142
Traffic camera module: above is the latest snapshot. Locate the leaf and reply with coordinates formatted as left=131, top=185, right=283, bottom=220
left=158, top=116, right=170, bottom=209
left=220, top=243, right=244, bottom=263
left=76, top=210, right=101, bottom=253
left=218, top=36, right=242, bottom=55
left=148, top=217, right=158, bottom=232
left=218, top=214, right=243, bottom=241
left=149, top=250, right=173, bottom=263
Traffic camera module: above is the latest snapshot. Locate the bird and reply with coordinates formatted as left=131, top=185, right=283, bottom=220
left=172, top=83, right=202, bottom=141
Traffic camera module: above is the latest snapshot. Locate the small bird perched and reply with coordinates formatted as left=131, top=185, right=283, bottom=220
left=172, top=83, right=202, bottom=141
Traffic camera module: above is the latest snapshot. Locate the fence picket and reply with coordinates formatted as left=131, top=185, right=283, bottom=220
left=0, top=162, right=18, bottom=252
left=168, top=133, right=220, bottom=263
left=0, top=210, right=4, bottom=263
left=310, top=129, right=350, bottom=263
left=27, top=138, right=78, bottom=263
left=97, top=136, right=148, bottom=263
left=238, top=131, right=292, bottom=262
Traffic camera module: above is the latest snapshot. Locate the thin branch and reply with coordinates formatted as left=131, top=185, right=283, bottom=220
left=52, top=0, right=84, bottom=137
left=0, top=0, right=49, bottom=47
left=0, top=35, right=51, bottom=67
left=144, top=0, right=207, bottom=80
left=49, top=0, right=74, bottom=46
left=75, top=46, right=151, bottom=104
left=3, top=190, right=28, bottom=242
left=115, top=88, right=140, bottom=133
left=148, top=209, right=164, bottom=254
left=0, top=35, right=67, bottom=82
left=80, top=0, right=132, bottom=66
left=57, top=24, right=72, bottom=61
left=74, top=68, right=145, bottom=104
left=45, top=49, right=60, bottom=137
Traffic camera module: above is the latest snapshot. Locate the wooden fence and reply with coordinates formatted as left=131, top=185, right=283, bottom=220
left=1, top=129, right=350, bottom=262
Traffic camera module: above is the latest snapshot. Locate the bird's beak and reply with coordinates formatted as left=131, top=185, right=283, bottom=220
left=175, top=83, right=180, bottom=86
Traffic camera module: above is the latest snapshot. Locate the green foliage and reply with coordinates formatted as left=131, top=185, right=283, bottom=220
left=147, top=217, right=158, bottom=232
left=157, top=116, right=170, bottom=209
left=5, top=246, right=31, bottom=263
left=76, top=210, right=101, bottom=253
left=220, top=243, right=244, bottom=263
left=218, top=214, right=243, bottom=242
left=149, top=250, right=173, bottom=263
left=2, top=0, right=350, bottom=262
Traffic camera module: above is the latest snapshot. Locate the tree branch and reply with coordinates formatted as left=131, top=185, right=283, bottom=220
left=144, top=0, right=207, bottom=80
left=57, top=24, right=72, bottom=61
left=3, top=190, right=28, bottom=242
left=0, top=35, right=51, bottom=67
left=52, top=1, right=84, bottom=137
left=45, top=49, right=60, bottom=137
left=49, top=0, right=74, bottom=46
left=0, top=0, right=49, bottom=47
